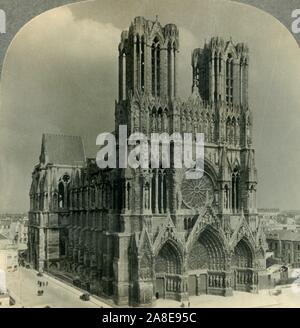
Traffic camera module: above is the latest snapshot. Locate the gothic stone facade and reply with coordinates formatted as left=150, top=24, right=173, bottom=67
left=28, top=16, right=267, bottom=306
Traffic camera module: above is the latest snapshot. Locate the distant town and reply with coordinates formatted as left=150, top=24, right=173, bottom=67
left=258, top=209, right=300, bottom=269
left=0, top=212, right=109, bottom=307
left=0, top=213, right=28, bottom=306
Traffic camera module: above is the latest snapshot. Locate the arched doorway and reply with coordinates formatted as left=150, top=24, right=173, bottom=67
left=232, top=238, right=254, bottom=292
left=187, top=226, right=227, bottom=296
left=154, top=241, right=182, bottom=300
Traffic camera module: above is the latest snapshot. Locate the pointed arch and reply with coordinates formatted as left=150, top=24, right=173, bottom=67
left=231, top=165, right=240, bottom=213
left=139, top=252, right=153, bottom=280
left=226, top=116, right=231, bottom=142
left=37, top=174, right=43, bottom=194
left=224, top=42, right=238, bottom=59
left=75, top=170, right=80, bottom=188
left=232, top=237, right=254, bottom=268
left=232, top=116, right=236, bottom=144
left=151, top=106, right=157, bottom=132
left=224, top=184, right=230, bottom=210
left=155, top=239, right=182, bottom=275
left=58, top=181, right=65, bottom=208
left=151, top=36, right=161, bottom=97
left=157, top=107, right=163, bottom=132
left=187, top=225, right=227, bottom=271
left=226, top=53, right=234, bottom=104
left=138, top=229, right=154, bottom=281
left=203, top=159, right=218, bottom=188
left=210, top=113, right=215, bottom=142
left=181, top=111, right=187, bottom=132
left=149, top=32, right=164, bottom=46
left=205, top=112, right=211, bottom=141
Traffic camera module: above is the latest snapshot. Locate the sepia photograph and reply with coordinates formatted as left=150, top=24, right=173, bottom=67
left=0, top=0, right=300, bottom=319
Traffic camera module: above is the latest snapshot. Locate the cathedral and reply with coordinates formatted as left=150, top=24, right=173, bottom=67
left=28, top=16, right=267, bottom=306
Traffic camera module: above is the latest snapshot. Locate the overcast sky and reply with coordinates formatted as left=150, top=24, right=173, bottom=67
left=0, top=0, right=300, bottom=212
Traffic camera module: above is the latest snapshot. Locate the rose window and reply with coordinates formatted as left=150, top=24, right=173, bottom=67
left=181, top=173, right=214, bottom=209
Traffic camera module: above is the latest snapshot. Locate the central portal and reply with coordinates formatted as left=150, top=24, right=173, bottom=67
left=188, top=273, right=208, bottom=295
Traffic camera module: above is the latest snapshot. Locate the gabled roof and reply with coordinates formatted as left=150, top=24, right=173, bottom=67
left=39, top=133, right=85, bottom=166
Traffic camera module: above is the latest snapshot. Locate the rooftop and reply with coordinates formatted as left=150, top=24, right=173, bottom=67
left=40, top=133, right=85, bottom=166
left=267, top=230, right=300, bottom=241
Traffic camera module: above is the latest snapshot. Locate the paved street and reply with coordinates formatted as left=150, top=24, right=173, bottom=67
left=6, top=267, right=300, bottom=308
left=6, top=267, right=110, bottom=308
left=154, top=287, right=300, bottom=308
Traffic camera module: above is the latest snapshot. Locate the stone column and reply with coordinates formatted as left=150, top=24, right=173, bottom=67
left=160, top=47, right=168, bottom=98
left=279, top=239, right=282, bottom=260
left=124, top=182, right=128, bottom=212
left=146, top=43, right=152, bottom=93
left=239, top=62, right=243, bottom=105
left=224, top=272, right=233, bottom=296
left=138, top=38, right=141, bottom=90
left=242, top=62, right=248, bottom=106
left=155, top=171, right=159, bottom=214
left=165, top=175, right=169, bottom=213
left=38, top=226, right=45, bottom=272
left=216, top=55, right=220, bottom=100
left=209, top=56, right=215, bottom=102
left=149, top=176, right=152, bottom=211
left=232, top=178, right=236, bottom=213
left=119, top=53, right=123, bottom=101
left=169, top=48, right=174, bottom=99
left=220, top=57, right=225, bottom=101
left=160, top=171, right=164, bottom=213
left=174, top=48, right=177, bottom=98
left=133, top=35, right=137, bottom=91
left=113, top=234, right=131, bottom=305
left=154, top=47, right=157, bottom=96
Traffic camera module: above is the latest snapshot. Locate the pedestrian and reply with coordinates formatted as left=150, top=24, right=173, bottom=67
left=188, top=301, right=190, bottom=308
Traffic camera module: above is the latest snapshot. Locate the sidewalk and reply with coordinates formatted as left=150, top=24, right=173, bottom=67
left=154, top=292, right=280, bottom=308
left=42, top=271, right=112, bottom=308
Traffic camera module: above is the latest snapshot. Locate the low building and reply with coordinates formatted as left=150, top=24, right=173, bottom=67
left=0, top=234, right=18, bottom=272
left=0, top=215, right=28, bottom=246
left=266, top=264, right=289, bottom=286
left=0, top=219, right=11, bottom=238
left=266, top=230, right=300, bottom=267
left=0, top=269, right=9, bottom=307
left=0, top=269, right=6, bottom=293
left=0, top=216, right=28, bottom=265
left=258, top=208, right=280, bottom=217
left=258, top=208, right=281, bottom=230
left=266, top=223, right=300, bottom=232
